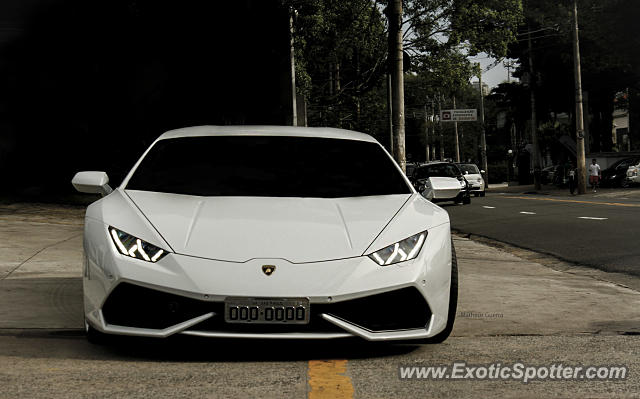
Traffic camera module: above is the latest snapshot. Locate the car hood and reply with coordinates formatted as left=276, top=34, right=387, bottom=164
left=419, top=176, right=462, bottom=190
left=464, top=173, right=483, bottom=181
left=125, top=190, right=412, bottom=263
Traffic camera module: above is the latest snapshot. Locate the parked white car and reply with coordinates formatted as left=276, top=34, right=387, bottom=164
left=413, top=162, right=471, bottom=204
left=456, top=163, right=485, bottom=196
left=627, top=163, right=640, bottom=185
left=72, top=126, right=457, bottom=344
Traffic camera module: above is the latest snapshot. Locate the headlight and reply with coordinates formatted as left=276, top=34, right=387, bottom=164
left=368, top=231, right=427, bottom=266
left=109, top=227, right=168, bottom=262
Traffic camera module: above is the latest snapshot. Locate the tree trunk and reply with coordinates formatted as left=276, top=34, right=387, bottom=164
left=453, top=96, right=460, bottom=162
left=438, top=97, right=444, bottom=161
left=424, top=104, right=430, bottom=162
left=387, top=0, right=405, bottom=172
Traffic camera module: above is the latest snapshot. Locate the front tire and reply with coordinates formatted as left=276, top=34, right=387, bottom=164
left=85, top=318, right=110, bottom=345
left=479, top=190, right=486, bottom=197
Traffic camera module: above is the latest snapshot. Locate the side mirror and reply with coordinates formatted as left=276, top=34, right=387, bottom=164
left=416, top=182, right=426, bottom=193
left=72, top=171, right=113, bottom=196
left=464, top=171, right=469, bottom=175
left=480, top=170, right=486, bottom=174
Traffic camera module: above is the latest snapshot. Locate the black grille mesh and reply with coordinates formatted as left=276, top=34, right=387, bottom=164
left=102, top=283, right=431, bottom=333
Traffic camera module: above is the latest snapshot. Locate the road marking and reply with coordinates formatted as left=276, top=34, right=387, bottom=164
left=482, top=206, right=496, bottom=209
left=519, top=211, right=536, bottom=215
left=578, top=217, right=608, bottom=220
left=504, top=196, right=640, bottom=208
left=308, top=360, right=354, bottom=399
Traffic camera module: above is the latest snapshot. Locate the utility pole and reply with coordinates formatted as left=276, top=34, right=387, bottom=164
left=431, top=100, right=436, bottom=161
left=627, top=88, right=631, bottom=152
left=387, top=73, right=393, bottom=155
left=288, top=11, right=297, bottom=126
left=438, top=94, right=444, bottom=161
left=478, top=68, right=489, bottom=186
left=460, top=126, right=464, bottom=161
left=528, top=31, right=541, bottom=190
left=387, top=0, right=406, bottom=172
left=504, top=61, right=515, bottom=83
left=424, top=104, right=430, bottom=162
left=573, top=0, right=587, bottom=194
left=453, top=96, right=460, bottom=162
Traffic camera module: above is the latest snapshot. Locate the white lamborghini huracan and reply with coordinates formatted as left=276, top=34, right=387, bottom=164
left=72, top=126, right=457, bottom=343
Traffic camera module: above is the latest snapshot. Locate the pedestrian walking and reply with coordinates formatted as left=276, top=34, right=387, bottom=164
left=568, top=161, right=577, bottom=195
left=588, top=158, right=601, bottom=193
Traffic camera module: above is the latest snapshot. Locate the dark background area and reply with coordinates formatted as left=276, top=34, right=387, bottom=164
left=0, top=0, right=292, bottom=199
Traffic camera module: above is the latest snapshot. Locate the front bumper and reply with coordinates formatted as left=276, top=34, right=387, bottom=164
left=83, top=218, right=452, bottom=341
left=88, top=283, right=436, bottom=341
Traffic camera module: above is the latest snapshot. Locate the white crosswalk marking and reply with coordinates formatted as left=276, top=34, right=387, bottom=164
left=519, top=211, right=536, bottom=215
left=578, top=217, right=608, bottom=220
left=482, top=206, right=496, bottom=209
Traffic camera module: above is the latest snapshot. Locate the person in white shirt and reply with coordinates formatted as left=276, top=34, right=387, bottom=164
left=568, top=161, right=576, bottom=195
left=588, top=158, right=601, bottom=192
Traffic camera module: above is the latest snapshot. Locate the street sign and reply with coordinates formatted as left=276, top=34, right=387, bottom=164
left=440, top=109, right=477, bottom=122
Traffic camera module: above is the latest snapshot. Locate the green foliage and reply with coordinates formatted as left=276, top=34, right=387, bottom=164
left=507, top=0, right=640, bottom=152
left=449, top=0, right=524, bottom=57
left=288, top=0, right=524, bottom=160
left=288, top=0, right=388, bottom=133
left=403, top=0, right=523, bottom=99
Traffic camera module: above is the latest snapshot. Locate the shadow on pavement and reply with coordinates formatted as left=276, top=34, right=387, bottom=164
left=0, top=331, right=422, bottom=362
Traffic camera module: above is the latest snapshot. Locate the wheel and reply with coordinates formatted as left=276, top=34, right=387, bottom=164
left=621, top=178, right=630, bottom=188
left=462, top=195, right=471, bottom=205
left=479, top=191, right=485, bottom=197
left=422, top=240, right=458, bottom=344
left=474, top=193, right=479, bottom=197
left=85, top=318, right=110, bottom=345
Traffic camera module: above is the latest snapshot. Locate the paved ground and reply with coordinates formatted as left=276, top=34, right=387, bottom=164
left=446, top=186, right=640, bottom=277
left=1, top=203, right=639, bottom=398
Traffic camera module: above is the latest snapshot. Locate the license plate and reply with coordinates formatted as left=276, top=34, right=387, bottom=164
left=224, top=297, right=310, bottom=324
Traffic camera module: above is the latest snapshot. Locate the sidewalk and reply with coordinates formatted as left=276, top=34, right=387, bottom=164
left=1, top=203, right=639, bottom=337
left=487, top=182, right=640, bottom=200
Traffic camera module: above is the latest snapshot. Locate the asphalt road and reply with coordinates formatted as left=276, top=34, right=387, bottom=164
left=445, top=189, right=640, bottom=276
left=1, top=203, right=639, bottom=398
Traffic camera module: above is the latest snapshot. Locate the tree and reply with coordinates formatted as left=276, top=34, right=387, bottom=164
left=508, top=0, right=640, bottom=153
left=398, top=0, right=523, bottom=163
left=288, top=0, right=388, bottom=135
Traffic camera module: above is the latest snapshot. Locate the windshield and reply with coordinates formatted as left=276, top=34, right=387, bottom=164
left=125, top=136, right=411, bottom=198
left=414, top=164, right=461, bottom=179
left=457, top=164, right=480, bottom=174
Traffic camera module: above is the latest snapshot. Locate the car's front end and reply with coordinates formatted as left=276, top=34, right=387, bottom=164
left=466, top=174, right=485, bottom=194
left=456, top=164, right=484, bottom=196
left=76, top=126, right=456, bottom=343
left=82, top=194, right=452, bottom=341
left=627, top=164, right=640, bottom=185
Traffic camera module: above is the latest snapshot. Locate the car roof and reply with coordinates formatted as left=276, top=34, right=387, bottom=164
left=157, top=125, right=377, bottom=143
left=418, top=161, right=455, bottom=167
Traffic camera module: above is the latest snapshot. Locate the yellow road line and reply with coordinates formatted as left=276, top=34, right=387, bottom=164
left=503, top=196, right=640, bottom=207
left=308, top=360, right=354, bottom=399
